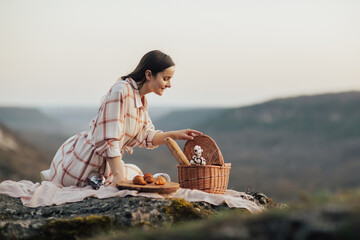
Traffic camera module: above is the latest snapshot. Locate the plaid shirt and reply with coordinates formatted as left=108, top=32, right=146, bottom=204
left=48, top=78, right=161, bottom=187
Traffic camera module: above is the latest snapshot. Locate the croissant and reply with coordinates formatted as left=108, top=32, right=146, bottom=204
left=154, top=176, right=166, bottom=185
left=132, top=175, right=147, bottom=185
left=144, top=173, right=155, bottom=184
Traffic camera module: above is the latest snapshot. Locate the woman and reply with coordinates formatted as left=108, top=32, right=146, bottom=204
left=41, top=50, right=202, bottom=187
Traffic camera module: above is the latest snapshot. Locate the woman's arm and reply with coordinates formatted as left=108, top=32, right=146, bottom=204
left=152, top=129, right=202, bottom=146
left=107, top=156, right=125, bottom=185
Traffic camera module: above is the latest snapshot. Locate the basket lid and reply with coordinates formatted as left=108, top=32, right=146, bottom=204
left=183, top=135, right=224, bottom=166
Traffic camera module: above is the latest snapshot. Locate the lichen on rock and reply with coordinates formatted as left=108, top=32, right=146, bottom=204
left=164, top=198, right=213, bottom=222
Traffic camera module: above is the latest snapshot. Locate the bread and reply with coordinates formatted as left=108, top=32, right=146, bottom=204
left=154, top=176, right=166, bottom=185
left=165, top=137, right=191, bottom=165
left=144, top=173, right=155, bottom=184
left=132, top=175, right=147, bottom=185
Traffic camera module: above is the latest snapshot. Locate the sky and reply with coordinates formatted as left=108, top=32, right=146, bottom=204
left=0, top=0, right=359, bottom=108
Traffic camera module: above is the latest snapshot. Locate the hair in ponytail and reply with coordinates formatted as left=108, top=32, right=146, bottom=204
left=121, top=50, right=175, bottom=89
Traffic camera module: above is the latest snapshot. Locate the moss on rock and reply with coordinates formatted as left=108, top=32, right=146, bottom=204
left=41, top=215, right=112, bottom=240
left=164, top=198, right=213, bottom=223
left=134, top=220, right=154, bottom=230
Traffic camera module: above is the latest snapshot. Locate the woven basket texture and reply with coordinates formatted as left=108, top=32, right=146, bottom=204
left=178, top=135, right=230, bottom=194
left=183, top=135, right=224, bottom=166
left=177, top=165, right=231, bottom=194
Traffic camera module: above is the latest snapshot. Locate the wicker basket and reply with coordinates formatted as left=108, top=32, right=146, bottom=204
left=183, top=135, right=224, bottom=166
left=177, top=135, right=231, bottom=194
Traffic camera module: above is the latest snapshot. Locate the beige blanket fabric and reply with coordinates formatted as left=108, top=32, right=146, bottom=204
left=0, top=180, right=263, bottom=213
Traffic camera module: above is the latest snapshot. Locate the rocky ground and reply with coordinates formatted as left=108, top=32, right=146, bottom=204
left=1, top=189, right=359, bottom=240
left=0, top=194, right=249, bottom=240
left=90, top=203, right=359, bottom=240
left=88, top=189, right=360, bottom=240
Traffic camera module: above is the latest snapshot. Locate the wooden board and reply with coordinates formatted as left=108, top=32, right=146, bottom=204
left=116, top=180, right=180, bottom=194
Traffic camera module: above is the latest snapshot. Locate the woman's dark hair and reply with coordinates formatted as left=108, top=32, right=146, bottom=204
left=121, top=50, right=175, bottom=90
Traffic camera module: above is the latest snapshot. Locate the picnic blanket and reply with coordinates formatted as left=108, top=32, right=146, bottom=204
left=0, top=180, right=263, bottom=213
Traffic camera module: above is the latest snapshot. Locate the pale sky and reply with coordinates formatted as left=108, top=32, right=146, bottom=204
left=1, top=0, right=359, bottom=108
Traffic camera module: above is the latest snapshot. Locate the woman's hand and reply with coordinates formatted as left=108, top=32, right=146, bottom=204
left=172, top=129, right=203, bottom=140
left=107, top=156, right=125, bottom=186
left=111, top=173, right=125, bottom=187
left=152, top=129, right=203, bottom=146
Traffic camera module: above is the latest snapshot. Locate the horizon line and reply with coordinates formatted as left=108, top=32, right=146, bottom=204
left=0, top=89, right=358, bottom=109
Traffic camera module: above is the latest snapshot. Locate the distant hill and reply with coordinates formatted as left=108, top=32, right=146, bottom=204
left=0, top=122, right=48, bottom=182
left=0, top=107, right=62, bottom=133
left=0, top=107, right=70, bottom=158
left=38, top=105, right=195, bottom=134
left=38, top=106, right=98, bottom=136
left=130, top=91, right=360, bottom=200
left=153, top=107, right=226, bottom=132
left=199, top=91, right=360, bottom=198
left=202, top=91, right=360, bottom=139
left=1, top=91, right=359, bottom=201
